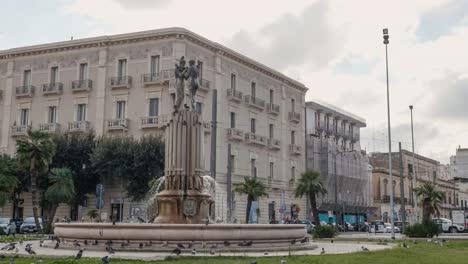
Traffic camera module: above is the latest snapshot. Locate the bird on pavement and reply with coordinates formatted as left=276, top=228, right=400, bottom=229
left=300, top=237, right=309, bottom=244
left=54, top=242, right=60, bottom=249
left=25, top=246, right=36, bottom=255
left=73, top=240, right=81, bottom=247
left=320, top=248, right=326, bottom=254
left=402, top=242, right=409, bottom=248
left=75, top=249, right=84, bottom=260
left=102, top=255, right=110, bottom=264
left=264, top=252, right=269, bottom=256
left=290, top=239, right=296, bottom=245
left=177, top=243, right=185, bottom=249
left=172, top=247, right=182, bottom=255
left=39, top=240, right=44, bottom=247
left=106, top=245, right=115, bottom=254
left=210, top=249, right=216, bottom=255
left=191, top=249, right=197, bottom=255
left=139, top=243, right=143, bottom=249
left=361, top=246, right=369, bottom=252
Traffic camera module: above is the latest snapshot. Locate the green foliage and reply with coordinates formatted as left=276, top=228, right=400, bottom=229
left=44, top=168, right=75, bottom=204
left=414, top=183, right=445, bottom=225
left=234, top=177, right=268, bottom=223
left=0, top=154, right=20, bottom=207
left=295, top=170, right=326, bottom=226
left=404, top=223, right=441, bottom=238
left=16, top=129, right=56, bottom=175
left=91, top=135, right=165, bottom=201
left=313, top=225, right=336, bottom=238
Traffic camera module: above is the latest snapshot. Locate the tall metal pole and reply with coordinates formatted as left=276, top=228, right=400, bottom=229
left=399, top=142, right=406, bottom=231
left=210, top=89, right=218, bottom=179
left=226, top=144, right=232, bottom=223
left=409, top=105, right=418, bottom=222
left=334, top=152, right=339, bottom=225
left=383, top=28, right=395, bottom=239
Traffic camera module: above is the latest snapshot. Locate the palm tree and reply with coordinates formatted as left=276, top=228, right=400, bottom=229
left=43, top=168, right=75, bottom=233
left=414, top=183, right=444, bottom=225
left=0, top=155, right=19, bottom=207
left=16, top=130, right=56, bottom=232
left=234, top=177, right=268, bottom=224
left=295, top=170, right=327, bottom=226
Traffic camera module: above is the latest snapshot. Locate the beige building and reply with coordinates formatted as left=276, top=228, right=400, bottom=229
left=0, top=28, right=307, bottom=224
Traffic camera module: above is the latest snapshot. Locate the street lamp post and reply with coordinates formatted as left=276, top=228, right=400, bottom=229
left=383, top=28, right=395, bottom=239
left=409, top=105, right=418, bottom=223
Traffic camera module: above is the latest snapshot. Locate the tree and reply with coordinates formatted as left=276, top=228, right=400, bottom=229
left=16, top=130, right=56, bottom=231
left=51, top=132, right=98, bottom=219
left=295, top=170, right=327, bottom=226
left=234, top=177, right=268, bottom=224
left=414, top=183, right=444, bottom=225
left=0, top=155, right=19, bottom=207
left=42, top=168, right=75, bottom=233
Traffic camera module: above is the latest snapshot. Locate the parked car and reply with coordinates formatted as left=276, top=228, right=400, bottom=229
left=353, top=222, right=369, bottom=232
left=394, top=221, right=409, bottom=230
left=384, top=223, right=401, bottom=233
left=0, top=218, right=16, bottom=235
left=433, top=218, right=465, bottom=233
left=20, top=217, right=43, bottom=233
left=298, top=219, right=315, bottom=233
left=370, top=220, right=386, bottom=233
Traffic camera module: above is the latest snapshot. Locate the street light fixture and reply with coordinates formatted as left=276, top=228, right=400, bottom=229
left=383, top=28, right=395, bottom=239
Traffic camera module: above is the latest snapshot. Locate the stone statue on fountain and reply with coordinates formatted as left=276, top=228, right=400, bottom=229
left=174, top=56, right=200, bottom=113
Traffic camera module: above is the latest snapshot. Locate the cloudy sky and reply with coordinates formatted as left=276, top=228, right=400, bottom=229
left=2, top=0, right=468, bottom=163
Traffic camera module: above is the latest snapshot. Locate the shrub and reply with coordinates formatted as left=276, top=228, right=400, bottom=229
left=313, top=225, right=336, bottom=238
left=404, top=223, right=441, bottom=238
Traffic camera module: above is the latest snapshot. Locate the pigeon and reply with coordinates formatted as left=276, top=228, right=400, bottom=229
left=290, top=239, right=296, bottom=245
left=402, top=242, right=409, bottom=248
left=300, top=237, right=309, bottom=244
left=39, top=239, right=44, bottom=247
left=1, top=243, right=16, bottom=251
left=84, top=240, right=88, bottom=246
left=92, top=240, right=98, bottom=245
left=264, top=252, right=269, bottom=256
left=75, top=249, right=84, bottom=259
left=210, top=249, right=216, bottom=255
left=106, top=245, right=115, bottom=254
left=25, top=247, right=36, bottom=255
left=172, top=247, right=182, bottom=255
left=73, top=240, right=81, bottom=247
left=191, top=249, right=197, bottom=255
left=223, top=241, right=231, bottom=247
left=361, top=246, right=369, bottom=252
left=177, top=243, right=185, bottom=249
left=54, top=242, right=60, bottom=249
left=24, top=243, right=32, bottom=249
left=320, top=248, right=326, bottom=254
left=102, top=255, right=110, bottom=264
left=139, top=243, right=143, bottom=249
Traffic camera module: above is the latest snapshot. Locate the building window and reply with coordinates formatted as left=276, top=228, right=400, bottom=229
left=20, top=109, right=29, bottom=126
left=269, top=89, right=274, bottom=104
left=251, top=82, right=256, bottom=97
left=291, top=166, right=296, bottom=181
left=269, top=162, right=274, bottom=181
left=196, top=102, right=203, bottom=114
left=251, top=159, right=257, bottom=178
left=291, top=98, right=296, bottom=112
left=432, top=171, right=437, bottom=181
left=118, top=59, right=127, bottom=78
left=149, top=98, right=159, bottom=116
left=197, top=61, right=203, bottom=80
left=116, top=101, right=126, bottom=119
left=291, top=131, right=296, bottom=145
left=250, top=118, right=256, bottom=134
left=231, top=73, right=236, bottom=89
left=79, top=63, right=88, bottom=80
left=48, top=106, right=57, bottom=124
left=230, top=112, right=236, bottom=128
left=50, top=66, right=58, bottom=83
left=269, top=124, right=274, bottom=138
left=23, top=70, right=32, bottom=86
left=150, top=55, right=160, bottom=75
left=77, top=104, right=87, bottom=121
left=449, top=195, right=452, bottom=205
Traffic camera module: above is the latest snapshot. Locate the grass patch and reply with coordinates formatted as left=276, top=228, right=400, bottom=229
left=3, top=240, right=468, bottom=263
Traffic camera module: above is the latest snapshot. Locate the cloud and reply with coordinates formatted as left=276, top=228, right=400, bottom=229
left=333, top=54, right=379, bottom=75
left=228, top=0, right=345, bottom=71
left=113, top=0, right=171, bottom=9
left=416, top=0, right=468, bottom=41
left=429, top=72, right=468, bottom=120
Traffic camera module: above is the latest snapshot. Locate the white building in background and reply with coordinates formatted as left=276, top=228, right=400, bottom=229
left=450, top=147, right=468, bottom=180
left=0, top=28, right=307, bottom=223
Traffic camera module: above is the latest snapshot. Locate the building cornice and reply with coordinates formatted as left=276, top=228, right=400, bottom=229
left=0, top=27, right=308, bottom=93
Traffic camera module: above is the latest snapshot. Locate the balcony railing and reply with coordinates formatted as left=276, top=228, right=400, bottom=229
left=267, top=138, right=281, bottom=150
left=266, top=103, right=280, bottom=115
left=226, top=89, right=243, bottom=102
left=245, top=132, right=267, bottom=146
left=142, top=70, right=175, bottom=85
left=11, top=125, right=30, bottom=137
left=39, top=123, right=61, bottom=133
left=140, top=115, right=169, bottom=129
left=289, top=144, right=302, bottom=155
left=16, top=85, right=35, bottom=97
left=107, top=119, right=129, bottom=130
left=226, top=128, right=244, bottom=141
left=42, top=83, right=63, bottom=95
left=68, top=121, right=91, bottom=132
left=244, top=95, right=265, bottom=110
left=110, top=76, right=132, bottom=89
left=72, top=80, right=92, bottom=92
left=288, top=112, right=301, bottom=123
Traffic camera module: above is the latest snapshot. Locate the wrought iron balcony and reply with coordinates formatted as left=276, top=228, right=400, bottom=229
left=142, top=70, right=175, bottom=85
left=226, top=128, right=244, bottom=141
left=266, top=103, right=280, bottom=115
left=39, top=123, right=61, bottom=133
left=244, top=95, right=265, bottom=110
left=245, top=132, right=267, bottom=146
left=267, top=138, right=281, bottom=150
left=289, top=144, right=302, bottom=155
left=15, top=85, right=35, bottom=97
left=226, top=89, right=243, bottom=103
left=288, top=112, right=301, bottom=123
left=68, top=121, right=91, bottom=132
left=140, top=115, right=169, bottom=129
left=42, top=83, right=63, bottom=95
left=72, top=80, right=92, bottom=92
left=11, top=125, right=30, bottom=137
left=107, top=119, right=129, bottom=130
left=110, top=76, right=132, bottom=89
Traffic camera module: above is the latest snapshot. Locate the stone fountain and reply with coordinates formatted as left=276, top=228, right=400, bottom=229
left=54, top=57, right=311, bottom=252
